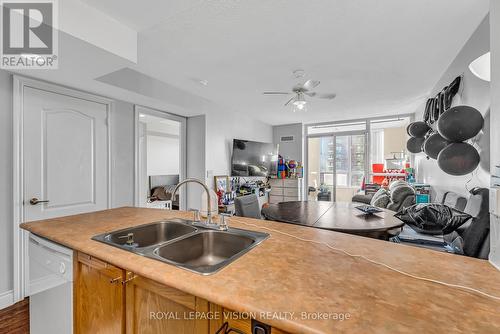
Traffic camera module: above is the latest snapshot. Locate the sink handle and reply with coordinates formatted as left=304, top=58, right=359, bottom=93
left=188, top=208, right=201, bottom=222
left=219, top=213, right=231, bottom=231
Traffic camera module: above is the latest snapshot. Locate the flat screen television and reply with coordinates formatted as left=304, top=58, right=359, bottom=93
left=231, top=139, right=278, bottom=177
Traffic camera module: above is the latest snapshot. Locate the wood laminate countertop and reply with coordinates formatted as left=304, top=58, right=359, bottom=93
left=21, top=207, right=500, bottom=334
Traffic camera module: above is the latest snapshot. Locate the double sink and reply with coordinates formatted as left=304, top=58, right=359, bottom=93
left=92, top=219, right=269, bottom=275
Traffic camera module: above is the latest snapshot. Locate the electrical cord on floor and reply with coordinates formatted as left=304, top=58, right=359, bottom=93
left=236, top=220, right=500, bottom=302
left=214, top=322, right=245, bottom=334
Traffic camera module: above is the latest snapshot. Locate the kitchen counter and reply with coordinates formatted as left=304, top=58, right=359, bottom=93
left=21, top=207, right=500, bottom=333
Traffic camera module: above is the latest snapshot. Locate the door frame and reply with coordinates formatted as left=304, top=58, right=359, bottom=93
left=12, top=75, right=114, bottom=303
left=133, top=105, right=187, bottom=209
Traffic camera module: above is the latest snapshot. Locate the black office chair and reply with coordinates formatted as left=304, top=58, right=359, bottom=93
left=234, top=194, right=262, bottom=219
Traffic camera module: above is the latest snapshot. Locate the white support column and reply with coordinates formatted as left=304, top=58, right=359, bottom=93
left=489, top=0, right=500, bottom=270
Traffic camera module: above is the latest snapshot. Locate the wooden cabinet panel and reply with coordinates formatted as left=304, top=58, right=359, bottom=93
left=75, top=252, right=125, bottom=334
left=74, top=252, right=282, bottom=334
left=125, top=275, right=209, bottom=334
left=222, top=309, right=290, bottom=334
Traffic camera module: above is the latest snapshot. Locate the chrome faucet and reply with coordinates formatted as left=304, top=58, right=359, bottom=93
left=172, top=178, right=213, bottom=225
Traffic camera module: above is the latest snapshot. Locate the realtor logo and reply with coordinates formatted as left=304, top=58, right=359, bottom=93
left=1, top=0, right=58, bottom=69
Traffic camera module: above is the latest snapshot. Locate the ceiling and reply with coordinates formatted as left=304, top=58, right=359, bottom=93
left=24, top=0, right=491, bottom=125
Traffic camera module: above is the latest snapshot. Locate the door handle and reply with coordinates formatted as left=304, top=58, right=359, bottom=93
left=29, top=198, right=50, bottom=205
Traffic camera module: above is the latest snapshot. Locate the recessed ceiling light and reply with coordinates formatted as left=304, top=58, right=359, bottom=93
left=469, top=52, right=490, bottom=82
left=139, top=114, right=146, bottom=118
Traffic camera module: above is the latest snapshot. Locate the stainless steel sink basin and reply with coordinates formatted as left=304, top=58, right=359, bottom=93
left=92, top=219, right=269, bottom=275
left=93, top=220, right=197, bottom=250
left=153, top=230, right=257, bottom=274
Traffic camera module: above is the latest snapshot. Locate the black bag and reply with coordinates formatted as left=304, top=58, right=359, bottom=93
left=394, top=203, right=472, bottom=235
left=423, top=99, right=432, bottom=124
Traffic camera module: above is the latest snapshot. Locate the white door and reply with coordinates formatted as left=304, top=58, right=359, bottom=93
left=23, top=86, right=109, bottom=221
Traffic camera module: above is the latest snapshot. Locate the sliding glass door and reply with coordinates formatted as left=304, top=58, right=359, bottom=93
left=307, top=136, right=334, bottom=201
left=334, top=133, right=366, bottom=201
left=307, top=132, right=366, bottom=202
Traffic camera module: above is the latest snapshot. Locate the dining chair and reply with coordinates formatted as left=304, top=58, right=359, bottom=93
left=234, top=194, right=262, bottom=219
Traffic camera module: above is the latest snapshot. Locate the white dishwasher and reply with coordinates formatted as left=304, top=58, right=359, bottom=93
left=26, top=233, right=73, bottom=334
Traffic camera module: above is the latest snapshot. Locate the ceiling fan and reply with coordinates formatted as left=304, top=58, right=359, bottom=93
left=263, top=78, right=336, bottom=112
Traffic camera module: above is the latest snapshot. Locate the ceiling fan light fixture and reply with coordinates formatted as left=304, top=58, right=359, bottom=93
left=293, top=104, right=306, bottom=112
left=293, top=101, right=307, bottom=112
left=293, top=92, right=306, bottom=105
left=291, top=92, right=307, bottom=112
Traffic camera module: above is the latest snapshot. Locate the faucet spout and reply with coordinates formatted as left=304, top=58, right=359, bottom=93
left=171, top=178, right=213, bottom=225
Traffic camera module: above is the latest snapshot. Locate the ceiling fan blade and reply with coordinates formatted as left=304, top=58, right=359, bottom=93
left=302, top=80, right=320, bottom=91
left=305, top=92, right=316, bottom=97
left=316, top=93, right=337, bottom=100
left=263, top=92, right=291, bottom=95
left=284, top=96, right=295, bottom=106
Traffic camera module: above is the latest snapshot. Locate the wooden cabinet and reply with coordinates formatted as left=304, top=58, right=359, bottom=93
left=75, top=251, right=287, bottom=334
left=221, top=308, right=289, bottom=334
left=75, top=252, right=126, bottom=334
left=125, top=275, right=210, bottom=334
left=75, top=252, right=210, bottom=334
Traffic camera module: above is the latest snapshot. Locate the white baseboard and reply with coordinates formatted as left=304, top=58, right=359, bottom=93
left=490, top=258, right=500, bottom=271
left=490, top=213, right=500, bottom=271
left=0, top=290, right=14, bottom=310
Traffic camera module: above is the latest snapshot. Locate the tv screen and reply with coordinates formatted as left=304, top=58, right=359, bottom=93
left=231, top=139, right=278, bottom=177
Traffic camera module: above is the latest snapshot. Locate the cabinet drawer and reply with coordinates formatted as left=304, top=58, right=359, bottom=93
left=283, top=196, right=299, bottom=202
left=283, top=188, right=298, bottom=197
left=77, top=252, right=122, bottom=278
left=269, top=178, right=283, bottom=187
left=283, top=179, right=299, bottom=188
left=270, top=187, right=283, bottom=196
left=269, top=195, right=282, bottom=204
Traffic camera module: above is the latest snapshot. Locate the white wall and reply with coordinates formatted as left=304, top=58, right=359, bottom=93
left=272, top=123, right=303, bottom=162
left=146, top=135, right=180, bottom=175
left=111, top=101, right=135, bottom=207
left=383, top=127, right=406, bottom=159
left=205, top=111, right=273, bottom=190
left=490, top=1, right=500, bottom=269
left=0, top=71, right=13, bottom=297
left=186, top=115, right=206, bottom=210
left=415, top=15, right=490, bottom=199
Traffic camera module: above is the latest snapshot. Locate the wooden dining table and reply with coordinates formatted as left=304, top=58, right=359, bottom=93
left=261, top=201, right=404, bottom=240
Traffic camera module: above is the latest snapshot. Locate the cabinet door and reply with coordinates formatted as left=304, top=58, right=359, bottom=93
left=282, top=179, right=298, bottom=188
left=75, top=252, right=125, bottom=334
left=221, top=308, right=290, bottom=334
left=125, top=275, right=209, bottom=334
